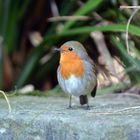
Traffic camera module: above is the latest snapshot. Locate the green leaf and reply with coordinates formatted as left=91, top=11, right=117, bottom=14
left=111, top=36, right=140, bottom=84
left=60, top=0, right=76, bottom=16
left=130, top=46, right=140, bottom=60
left=4, top=1, right=19, bottom=52
left=15, top=45, right=47, bottom=88
left=18, top=0, right=31, bottom=18
left=62, top=0, right=103, bottom=30
left=43, top=24, right=140, bottom=42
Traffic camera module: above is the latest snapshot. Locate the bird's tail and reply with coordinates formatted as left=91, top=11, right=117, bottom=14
left=79, top=95, right=88, bottom=105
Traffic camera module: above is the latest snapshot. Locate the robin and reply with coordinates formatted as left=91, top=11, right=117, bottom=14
left=55, top=41, right=97, bottom=109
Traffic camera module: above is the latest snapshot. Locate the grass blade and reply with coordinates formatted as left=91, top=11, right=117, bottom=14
left=62, top=0, right=103, bottom=30
left=0, top=90, right=12, bottom=113
left=43, top=24, right=140, bottom=42
left=15, top=45, right=47, bottom=88
left=111, top=36, right=140, bottom=84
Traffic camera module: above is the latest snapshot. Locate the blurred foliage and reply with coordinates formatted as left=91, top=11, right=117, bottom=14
left=0, top=0, right=140, bottom=94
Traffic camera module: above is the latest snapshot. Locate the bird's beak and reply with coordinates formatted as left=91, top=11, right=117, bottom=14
left=53, top=48, right=61, bottom=52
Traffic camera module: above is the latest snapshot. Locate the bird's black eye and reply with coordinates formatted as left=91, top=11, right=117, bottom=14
left=68, top=47, right=73, bottom=51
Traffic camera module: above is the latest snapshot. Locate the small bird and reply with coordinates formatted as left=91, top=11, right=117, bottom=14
left=56, top=41, right=97, bottom=109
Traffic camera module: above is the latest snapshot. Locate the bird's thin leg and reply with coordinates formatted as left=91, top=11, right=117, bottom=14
left=86, top=102, right=90, bottom=110
left=86, top=97, right=90, bottom=110
left=68, top=95, right=72, bottom=108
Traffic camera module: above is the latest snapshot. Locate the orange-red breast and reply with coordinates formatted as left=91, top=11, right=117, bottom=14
left=56, top=41, right=97, bottom=109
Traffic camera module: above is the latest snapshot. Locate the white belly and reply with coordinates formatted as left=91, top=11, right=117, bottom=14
left=58, top=74, right=96, bottom=96
left=63, top=75, right=84, bottom=96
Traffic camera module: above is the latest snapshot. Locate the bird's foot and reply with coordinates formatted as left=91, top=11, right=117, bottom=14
left=85, top=105, right=90, bottom=110
left=67, top=105, right=73, bottom=109
left=80, top=104, right=90, bottom=110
